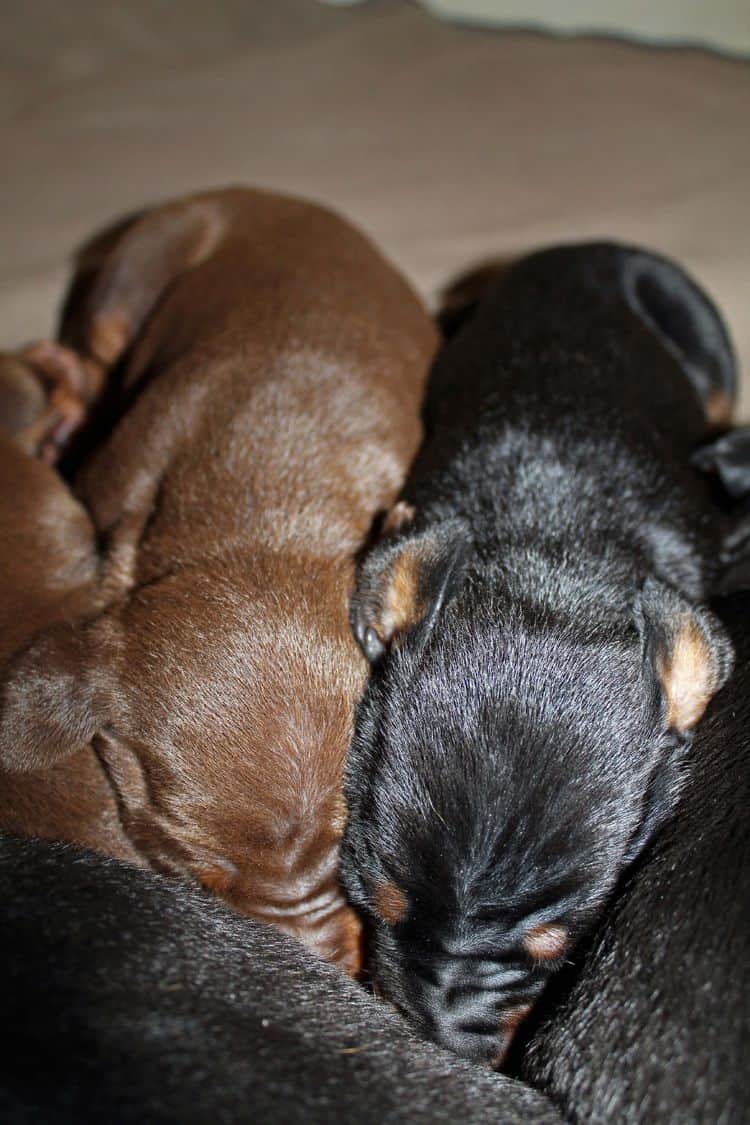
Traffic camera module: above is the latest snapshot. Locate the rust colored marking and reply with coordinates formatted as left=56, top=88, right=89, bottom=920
left=660, top=617, right=716, bottom=734
left=382, top=550, right=422, bottom=639
left=500, top=1002, right=533, bottom=1035
left=523, top=922, right=569, bottom=962
left=704, top=389, right=733, bottom=430
left=490, top=1005, right=534, bottom=1070
left=381, top=500, right=416, bottom=538
left=373, top=881, right=408, bottom=926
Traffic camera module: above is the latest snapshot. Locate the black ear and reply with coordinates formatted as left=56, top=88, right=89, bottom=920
left=351, top=515, right=471, bottom=663
left=692, top=427, right=750, bottom=499
left=621, top=250, right=736, bottom=427
left=714, top=512, right=750, bottom=595
left=436, top=258, right=512, bottom=340
left=691, top=428, right=750, bottom=594
left=637, top=578, right=734, bottom=736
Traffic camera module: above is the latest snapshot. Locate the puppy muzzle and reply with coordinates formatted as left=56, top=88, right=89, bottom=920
left=382, top=953, right=538, bottom=1064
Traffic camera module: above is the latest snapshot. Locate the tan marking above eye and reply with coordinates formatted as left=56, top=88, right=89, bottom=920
left=372, top=881, right=408, bottom=926
left=522, top=922, right=569, bottom=962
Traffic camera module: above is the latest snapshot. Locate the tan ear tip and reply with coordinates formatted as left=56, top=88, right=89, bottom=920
left=661, top=613, right=733, bottom=734
left=380, top=501, right=416, bottom=538
left=523, top=923, right=569, bottom=962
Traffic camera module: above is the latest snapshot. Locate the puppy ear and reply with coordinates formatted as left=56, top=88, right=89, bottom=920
left=437, top=258, right=512, bottom=339
left=0, top=623, right=111, bottom=772
left=351, top=515, right=471, bottom=662
left=621, top=250, right=736, bottom=427
left=715, top=516, right=750, bottom=595
left=692, top=427, right=750, bottom=500
left=637, top=578, right=733, bottom=736
left=60, top=196, right=227, bottom=371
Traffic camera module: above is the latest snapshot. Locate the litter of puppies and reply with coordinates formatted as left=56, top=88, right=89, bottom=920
left=1, top=189, right=748, bottom=1122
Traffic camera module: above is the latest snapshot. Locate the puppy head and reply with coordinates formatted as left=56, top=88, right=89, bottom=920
left=0, top=192, right=379, bottom=976
left=342, top=516, right=733, bottom=1060
left=0, top=561, right=364, bottom=976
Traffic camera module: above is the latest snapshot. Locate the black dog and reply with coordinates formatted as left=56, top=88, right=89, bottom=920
left=3, top=611, right=747, bottom=1124
left=519, top=589, right=750, bottom=1122
left=0, top=836, right=561, bottom=1125
left=341, top=244, right=739, bottom=1065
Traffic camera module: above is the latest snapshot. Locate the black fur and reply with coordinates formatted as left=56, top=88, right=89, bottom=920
left=0, top=837, right=560, bottom=1125
left=341, top=243, right=738, bottom=1064
left=519, top=591, right=750, bottom=1123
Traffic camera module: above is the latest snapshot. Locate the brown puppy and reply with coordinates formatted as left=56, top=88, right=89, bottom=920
left=0, top=188, right=437, bottom=975
left=0, top=366, right=142, bottom=868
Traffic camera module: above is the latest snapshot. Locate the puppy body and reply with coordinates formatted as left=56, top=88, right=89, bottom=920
left=0, top=189, right=437, bottom=973
left=0, top=428, right=141, bottom=866
left=0, top=835, right=563, bottom=1125
left=342, top=245, right=738, bottom=1052
left=520, top=591, right=750, bottom=1123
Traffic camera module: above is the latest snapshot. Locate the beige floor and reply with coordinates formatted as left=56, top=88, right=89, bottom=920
left=3, top=0, right=749, bottom=414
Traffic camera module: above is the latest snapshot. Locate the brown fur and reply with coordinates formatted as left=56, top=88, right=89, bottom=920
left=373, top=882, right=409, bottom=927
left=0, top=430, right=144, bottom=867
left=383, top=552, right=424, bottom=640
left=0, top=343, right=100, bottom=460
left=492, top=1004, right=534, bottom=1069
left=704, top=388, right=733, bottom=429
left=0, top=187, right=437, bottom=976
left=522, top=924, right=569, bottom=963
left=380, top=500, right=416, bottom=537
left=658, top=616, right=722, bottom=734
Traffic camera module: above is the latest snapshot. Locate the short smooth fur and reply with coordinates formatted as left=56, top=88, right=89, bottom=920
left=0, top=188, right=437, bottom=975
left=341, top=243, right=739, bottom=1056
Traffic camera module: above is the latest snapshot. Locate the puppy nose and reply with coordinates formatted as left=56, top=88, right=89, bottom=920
left=427, top=1003, right=501, bottom=1062
left=419, top=984, right=504, bottom=1062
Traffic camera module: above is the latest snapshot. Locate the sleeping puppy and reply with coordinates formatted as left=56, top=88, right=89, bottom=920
left=0, top=363, right=141, bottom=868
left=0, top=835, right=562, bottom=1125
left=341, top=244, right=738, bottom=1054
left=0, top=188, right=437, bottom=976
left=519, top=589, right=750, bottom=1122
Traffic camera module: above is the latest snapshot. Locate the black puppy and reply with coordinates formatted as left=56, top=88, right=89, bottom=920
left=519, top=589, right=750, bottom=1122
left=341, top=244, right=738, bottom=1065
left=0, top=836, right=561, bottom=1125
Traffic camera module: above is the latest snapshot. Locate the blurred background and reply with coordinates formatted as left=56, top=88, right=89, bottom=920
left=3, top=0, right=749, bottom=411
